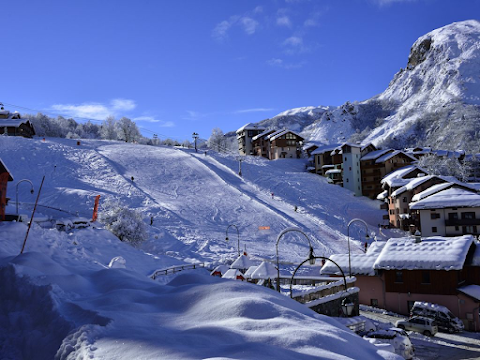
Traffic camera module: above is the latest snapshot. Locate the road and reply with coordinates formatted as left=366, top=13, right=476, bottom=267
left=360, top=308, right=480, bottom=360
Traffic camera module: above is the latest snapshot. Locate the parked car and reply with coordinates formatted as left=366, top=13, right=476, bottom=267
left=364, top=328, right=415, bottom=360
left=395, top=316, right=438, bottom=337
left=410, top=301, right=464, bottom=333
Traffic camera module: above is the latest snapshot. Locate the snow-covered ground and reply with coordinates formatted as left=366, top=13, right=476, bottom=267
left=0, top=137, right=407, bottom=359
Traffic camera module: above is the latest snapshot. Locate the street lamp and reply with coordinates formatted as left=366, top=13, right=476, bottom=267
left=16, top=179, right=34, bottom=214
left=192, top=132, right=199, bottom=152
left=347, top=218, right=370, bottom=278
left=226, top=224, right=240, bottom=257
left=276, top=227, right=314, bottom=292
left=341, top=297, right=355, bottom=317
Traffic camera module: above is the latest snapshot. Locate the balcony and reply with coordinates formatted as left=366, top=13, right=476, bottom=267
left=445, top=218, right=480, bottom=226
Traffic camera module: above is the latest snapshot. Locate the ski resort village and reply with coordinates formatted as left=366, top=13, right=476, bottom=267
left=4, top=3, right=480, bottom=360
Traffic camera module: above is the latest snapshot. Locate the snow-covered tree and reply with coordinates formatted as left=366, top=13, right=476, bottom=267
left=101, top=116, right=118, bottom=140
left=208, top=128, right=226, bottom=152
left=99, top=199, right=148, bottom=247
left=115, top=117, right=141, bottom=143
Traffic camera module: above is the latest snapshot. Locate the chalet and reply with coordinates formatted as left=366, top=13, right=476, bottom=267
left=252, top=129, right=276, bottom=158
left=311, top=144, right=342, bottom=176
left=0, top=159, right=14, bottom=221
left=387, top=175, right=451, bottom=230
left=360, top=150, right=417, bottom=199
left=322, top=235, right=480, bottom=331
left=0, top=106, right=36, bottom=138
left=409, top=186, right=480, bottom=237
left=236, top=123, right=266, bottom=155
left=268, top=130, right=304, bottom=160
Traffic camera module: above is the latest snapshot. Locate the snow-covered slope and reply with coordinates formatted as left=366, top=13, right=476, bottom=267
left=2, top=137, right=388, bottom=266
left=250, top=20, right=480, bottom=152
left=0, top=137, right=401, bottom=359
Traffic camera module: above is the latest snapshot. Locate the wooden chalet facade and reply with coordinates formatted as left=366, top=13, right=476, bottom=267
left=360, top=150, right=416, bottom=199
left=251, top=129, right=304, bottom=160
left=0, top=159, right=14, bottom=221
left=0, top=106, right=35, bottom=138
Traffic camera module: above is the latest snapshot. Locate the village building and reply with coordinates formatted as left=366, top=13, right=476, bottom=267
left=0, top=159, right=14, bottom=221
left=0, top=105, right=35, bottom=138
left=236, top=123, right=266, bottom=155
left=360, top=150, right=417, bottom=199
left=409, top=186, right=480, bottom=237
left=252, top=129, right=277, bottom=158
left=342, top=143, right=376, bottom=197
left=251, top=129, right=304, bottom=160
left=311, top=144, right=342, bottom=176
left=322, top=235, right=480, bottom=331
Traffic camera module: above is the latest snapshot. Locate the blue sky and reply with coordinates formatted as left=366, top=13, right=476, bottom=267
left=2, top=0, right=480, bottom=142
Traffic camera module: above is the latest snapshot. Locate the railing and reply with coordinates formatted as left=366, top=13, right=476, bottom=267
left=150, top=262, right=209, bottom=279
left=445, top=219, right=480, bottom=226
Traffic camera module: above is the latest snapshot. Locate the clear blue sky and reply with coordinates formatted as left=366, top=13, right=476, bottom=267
left=2, top=0, right=480, bottom=142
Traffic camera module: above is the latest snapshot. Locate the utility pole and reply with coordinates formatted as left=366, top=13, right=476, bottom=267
left=237, top=157, right=243, bottom=177
left=192, top=132, right=199, bottom=152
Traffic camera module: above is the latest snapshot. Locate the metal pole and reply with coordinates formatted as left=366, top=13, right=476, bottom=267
left=20, top=176, right=45, bottom=254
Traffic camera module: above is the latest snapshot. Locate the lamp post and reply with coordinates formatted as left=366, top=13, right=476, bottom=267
left=275, top=227, right=314, bottom=292
left=192, top=132, right=199, bottom=152
left=347, top=218, right=370, bottom=278
left=16, top=179, right=34, bottom=214
left=226, top=224, right=240, bottom=257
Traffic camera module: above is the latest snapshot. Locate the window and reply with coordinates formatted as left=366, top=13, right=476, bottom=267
left=462, top=212, right=476, bottom=220
left=430, top=213, right=440, bottom=220
left=448, top=213, right=459, bottom=220
left=395, top=271, right=403, bottom=283
left=432, top=227, right=438, bottom=233
left=422, top=271, right=431, bottom=284
left=402, top=197, right=407, bottom=203
left=371, top=299, right=379, bottom=307
left=463, top=225, right=478, bottom=234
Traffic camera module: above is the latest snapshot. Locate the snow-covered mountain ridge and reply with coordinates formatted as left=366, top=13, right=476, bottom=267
left=250, top=20, right=480, bottom=152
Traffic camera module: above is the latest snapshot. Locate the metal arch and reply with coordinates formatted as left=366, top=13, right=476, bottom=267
left=347, top=218, right=370, bottom=277
left=16, top=179, right=34, bottom=214
left=226, top=224, right=240, bottom=257
left=289, top=256, right=348, bottom=299
left=276, top=227, right=313, bottom=292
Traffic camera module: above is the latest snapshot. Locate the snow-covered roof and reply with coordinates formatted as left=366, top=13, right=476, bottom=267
left=236, top=123, right=265, bottom=133
left=243, top=265, right=258, bottom=279
left=269, top=129, right=304, bottom=141
left=252, top=129, right=276, bottom=141
left=250, top=261, right=277, bottom=279
left=230, top=254, right=259, bottom=269
left=360, top=149, right=392, bottom=161
left=380, top=165, right=426, bottom=185
left=411, top=182, right=457, bottom=202
left=375, top=150, right=417, bottom=164
left=458, top=285, right=480, bottom=301
left=311, top=143, right=342, bottom=155
left=210, top=264, right=230, bottom=276
left=222, top=268, right=245, bottom=280
left=374, top=235, right=474, bottom=271
left=410, top=187, right=480, bottom=210
left=391, top=175, right=437, bottom=197
left=320, top=242, right=387, bottom=276
left=0, top=118, right=30, bottom=127
left=376, top=190, right=387, bottom=200
left=325, top=169, right=341, bottom=175
left=0, top=158, right=14, bottom=181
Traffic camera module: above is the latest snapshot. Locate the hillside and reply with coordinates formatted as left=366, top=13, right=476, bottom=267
left=0, top=137, right=400, bottom=359
left=248, top=20, right=480, bottom=152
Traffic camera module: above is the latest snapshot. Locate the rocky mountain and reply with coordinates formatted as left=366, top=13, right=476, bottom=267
left=245, top=20, right=480, bottom=152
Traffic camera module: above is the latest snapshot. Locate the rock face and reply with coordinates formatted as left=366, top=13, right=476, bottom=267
left=245, top=20, right=480, bottom=152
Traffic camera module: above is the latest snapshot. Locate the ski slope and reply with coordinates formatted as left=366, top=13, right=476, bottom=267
left=2, top=137, right=394, bottom=267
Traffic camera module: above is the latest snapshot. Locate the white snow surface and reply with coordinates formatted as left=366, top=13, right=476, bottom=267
left=409, top=187, right=480, bottom=209
left=0, top=137, right=401, bottom=359
left=374, top=235, right=474, bottom=271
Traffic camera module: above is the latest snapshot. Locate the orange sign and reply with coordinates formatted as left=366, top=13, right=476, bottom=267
left=258, top=226, right=270, bottom=230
